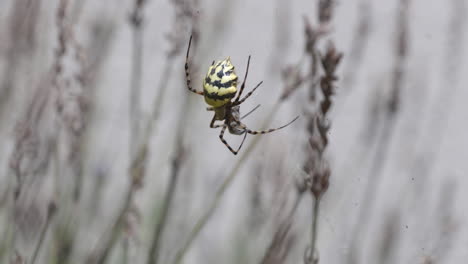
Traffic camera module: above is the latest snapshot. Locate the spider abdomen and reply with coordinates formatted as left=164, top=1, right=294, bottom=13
left=203, top=57, right=238, bottom=107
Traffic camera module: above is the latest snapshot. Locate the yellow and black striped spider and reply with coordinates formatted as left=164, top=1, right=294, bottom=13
left=185, top=35, right=298, bottom=155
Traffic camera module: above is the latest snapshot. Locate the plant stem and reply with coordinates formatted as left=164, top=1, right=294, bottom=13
left=93, top=184, right=134, bottom=264
left=172, top=102, right=281, bottom=264
left=32, top=202, right=57, bottom=264
left=147, top=82, right=186, bottom=264
left=309, top=197, right=320, bottom=262
left=129, top=11, right=144, bottom=158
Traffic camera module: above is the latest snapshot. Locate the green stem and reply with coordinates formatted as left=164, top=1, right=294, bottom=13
left=32, top=203, right=57, bottom=264
left=172, top=102, right=281, bottom=264
left=309, top=197, right=320, bottom=263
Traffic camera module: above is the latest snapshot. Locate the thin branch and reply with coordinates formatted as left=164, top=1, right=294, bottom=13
left=31, top=202, right=57, bottom=264
left=172, top=93, right=293, bottom=264
left=146, top=0, right=201, bottom=263
left=129, top=0, right=146, bottom=157
left=90, top=184, right=135, bottom=264
left=260, top=193, right=303, bottom=264
left=147, top=90, right=188, bottom=264
left=305, top=198, right=320, bottom=264
left=89, top=2, right=148, bottom=263
left=347, top=1, right=411, bottom=263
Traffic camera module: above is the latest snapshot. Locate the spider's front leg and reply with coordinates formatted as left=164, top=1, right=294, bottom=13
left=232, top=55, right=263, bottom=106
left=234, top=56, right=251, bottom=102
left=233, top=81, right=263, bottom=106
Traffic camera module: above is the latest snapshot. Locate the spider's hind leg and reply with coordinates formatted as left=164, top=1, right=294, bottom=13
left=219, top=125, right=248, bottom=155
left=246, top=116, right=299, bottom=135
left=241, top=104, right=261, bottom=120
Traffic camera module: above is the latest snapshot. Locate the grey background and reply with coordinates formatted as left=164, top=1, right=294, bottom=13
left=0, top=0, right=466, bottom=263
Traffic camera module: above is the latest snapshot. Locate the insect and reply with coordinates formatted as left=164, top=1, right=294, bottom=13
left=184, top=35, right=298, bottom=155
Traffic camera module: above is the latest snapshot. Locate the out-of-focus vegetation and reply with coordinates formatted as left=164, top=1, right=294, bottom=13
left=0, top=0, right=466, bottom=264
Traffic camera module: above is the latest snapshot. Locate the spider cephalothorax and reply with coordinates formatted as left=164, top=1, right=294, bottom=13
left=185, top=35, right=298, bottom=155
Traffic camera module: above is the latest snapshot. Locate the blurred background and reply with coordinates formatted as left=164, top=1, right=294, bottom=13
left=0, top=0, right=467, bottom=263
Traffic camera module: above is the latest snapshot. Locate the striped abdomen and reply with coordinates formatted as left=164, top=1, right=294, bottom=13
left=203, top=57, right=238, bottom=107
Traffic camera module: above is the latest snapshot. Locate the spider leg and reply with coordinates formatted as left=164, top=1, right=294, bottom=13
left=241, top=104, right=261, bottom=120
left=210, top=114, right=224, bottom=128
left=185, top=35, right=204, bottom=96
left=219, top=125, right=248, bottom=155
left=234, top=56, right=251, bottom=102
left=246, top=116, right=299, bottom=135
left=234, top=81, right=263, bottom=106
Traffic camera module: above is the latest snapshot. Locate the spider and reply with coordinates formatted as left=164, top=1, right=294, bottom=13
left=184, top=35, right=298, bottom=155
